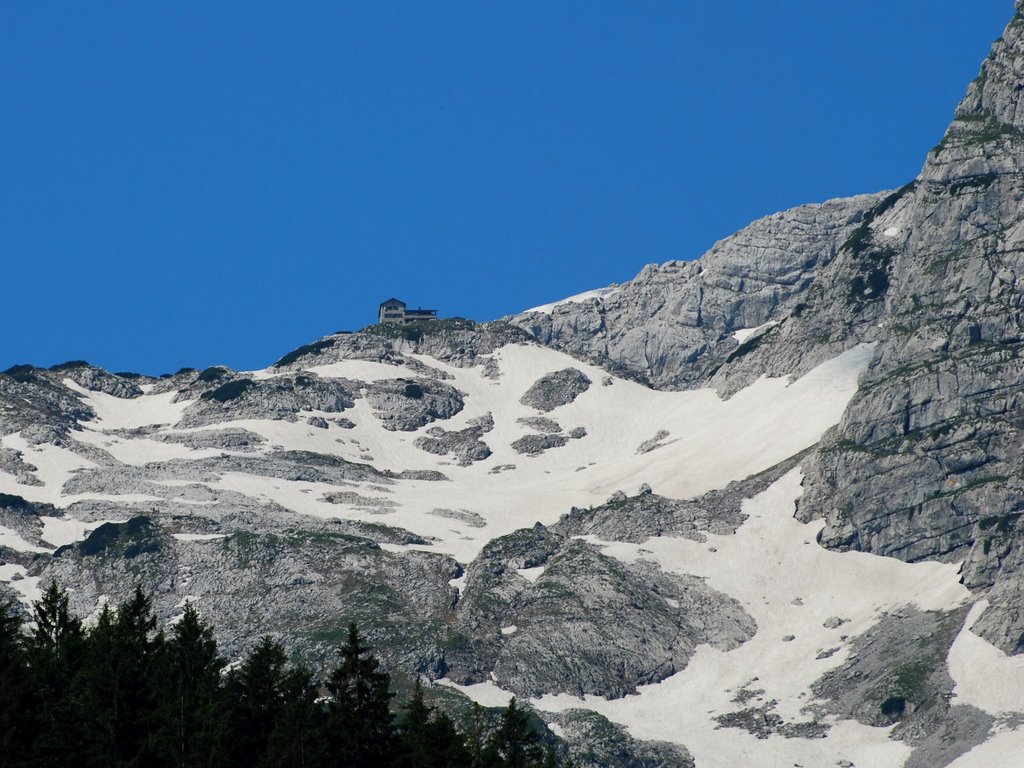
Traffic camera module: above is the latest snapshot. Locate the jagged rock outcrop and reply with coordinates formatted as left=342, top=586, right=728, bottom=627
left=446, top=524, right=755, bottom=698
left=519, top=368, right=592, bottom=412
left=793, top=7, right=1024, bottom=653
left=414, top=413, right=494, bottom=465
left=511, top=194, right=885, bottom=390
left=177, top=372, right=359, bottom=428
left=365, top=378, right=465, bottom=431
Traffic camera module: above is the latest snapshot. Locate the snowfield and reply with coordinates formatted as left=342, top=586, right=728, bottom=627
left=3, top=339, right=1020, bottom=766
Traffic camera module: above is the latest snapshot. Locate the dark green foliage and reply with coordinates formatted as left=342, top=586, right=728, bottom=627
left=74, top=516, right=162, bottom=559
left=0, top=493, right=35, bottom=513
left=880, top=696, right=906, bottom=718
left=0, top=583, right=568, bottom=768
left=2, top=364, right=37, bottom=383
left=196, top=366, right=229, bottom=382
left=325, top=623, right=396, bottom=767
left=490, top=698, right=550, bottom=768
left=201, top=378, right=255, bottom=402
left=152, top=603, right=225, bottom=768
left=273, top=337, right=337, bottom=367
left=0, top=600, right=33, bottom=767
left=48, top=360, right=90, bottom=371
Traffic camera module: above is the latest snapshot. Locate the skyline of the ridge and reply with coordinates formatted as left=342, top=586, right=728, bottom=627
left=1, top=1, right=1014, bottom=375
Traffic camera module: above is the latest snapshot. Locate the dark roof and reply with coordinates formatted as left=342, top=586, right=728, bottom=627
left=379, top=298, right=406, bottom=307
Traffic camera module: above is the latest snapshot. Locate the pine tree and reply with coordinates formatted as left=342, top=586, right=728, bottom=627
left=490, top=697, right=546, bottom=768
left=152, top=602, right=225, bottom=768
left=395, top=679, right=473, bottom=768
left=0, top=599, right=32, bottom=768
left=324, top=623, right=395, bottom=767
left=75, top=588, right=165, bottom=768
left=27, top=582, right=86, bottom=768
left=221, top=636, right=291, bottom=768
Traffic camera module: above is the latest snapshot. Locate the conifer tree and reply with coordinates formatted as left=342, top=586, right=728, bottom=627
left=0, top=600, right=32, bottom=768
left=27, top=582, right=86, bottom=767
left=491, top=697, right=547, bottom=768
left=75, top=588, right=164, bottom=767
left=396, top=679, right=473, bottom=768
left=324, top=623, right=395, bottom=767
left=153, top=602, right=225, bottom=768
left=258, top=665, right=329, bottom=768
left=221, top=636, right=291, bottom=768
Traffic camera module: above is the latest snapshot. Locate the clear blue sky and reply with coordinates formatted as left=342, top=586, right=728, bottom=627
left=1, top=1, right=1014, bottom=374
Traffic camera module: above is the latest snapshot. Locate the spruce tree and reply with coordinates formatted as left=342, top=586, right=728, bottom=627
left=27, top=582, right=86, bottom=768
left=324, top=623, right=395, bottom=767
left=0, top=599, right=32, bottom=768
left=152, top=602, right=225, bottom=768
left=221, top=636, right=291, bottom=768
left=75, top=588, right=164, bottom=768
left=491, top=697, right=546, bottom=768
left=258, top=665, right=329, bottom=768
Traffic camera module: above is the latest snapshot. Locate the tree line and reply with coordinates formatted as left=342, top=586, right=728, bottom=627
left=0, top=583, right=564, bottom=768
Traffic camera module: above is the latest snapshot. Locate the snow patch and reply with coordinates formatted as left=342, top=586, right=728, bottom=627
left=172, top=533, right=228, bottom=542
left=524, top=287, right=619, bottom=315
left=948, top=600, right=1024, bottom=716
left=731, top=321, right=777, bottom=344
left=451, top=469, right=966, bottom=768
left=517, top=566, right=545, bottom=583
left=0, top=564, right=43, bottom=605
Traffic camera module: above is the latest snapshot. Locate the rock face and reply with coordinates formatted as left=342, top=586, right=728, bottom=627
left=796, top=7, right=1024, bottom=653
left=508, top=7, right=1024, bottom=655
left=8, top=9, right=1024, bottom=766
left=446, top=524, right=755, bottom=698
left=511, top=194, right=884, bottom=391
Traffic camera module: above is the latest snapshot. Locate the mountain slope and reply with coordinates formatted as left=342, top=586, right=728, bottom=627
left=6, top=7, right=1024, bottom=768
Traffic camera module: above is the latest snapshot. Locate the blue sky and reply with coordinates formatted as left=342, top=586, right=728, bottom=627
left=0, top=1, right=1014, bottom=374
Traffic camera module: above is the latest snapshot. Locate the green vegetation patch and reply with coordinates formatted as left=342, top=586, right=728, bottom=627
left=273, top=337, right=338, bottom=367
left=73, top=516, right=163, bottom=560
left=200, top=378, right=255, bottom=403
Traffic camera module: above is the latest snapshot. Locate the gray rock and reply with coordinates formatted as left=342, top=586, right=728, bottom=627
left=548, top=709, right=695, bottom=768
left=516, top=416, right=562, bottom=434
left=519, top=368, right=592, bottom=412
left=636, top=430, right=671, bottom=454
left=177, top=373, right=359, bottom=429
left=157, top=427, right=267, bottom=452
left=810, top=604, right=993, bottom=765
left=365, top=378, right=465, bottom=432
left=446, top=524, right=755, bottom=698
left=414, top=412, right=493, bottom=465
left=510, top=433, right=569, bottom=456
left=427, top=508, right=486, bottom=528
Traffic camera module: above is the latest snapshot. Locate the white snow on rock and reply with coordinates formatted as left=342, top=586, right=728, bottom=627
left=523, top=286, right=619, bottom=315
left=948, top=600, right=1024, bottom=716
left=731, top=321, right=777, bottom=344
left=0, top=564, right=43, bottom=605
left=40, top=517, right=118, bottom=548
left=43, top=342, right=875, bottom=566
left=947, top=724, right=1024, bottom=767
left=449, top=469, right=968, bottom=768
left=172, top=533, right=228, bottom=542
left=0, top=525, right=50, bottom=553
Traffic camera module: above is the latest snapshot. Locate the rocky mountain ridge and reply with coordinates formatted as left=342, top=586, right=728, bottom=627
left=4, top=6, right=1024, bottom=767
